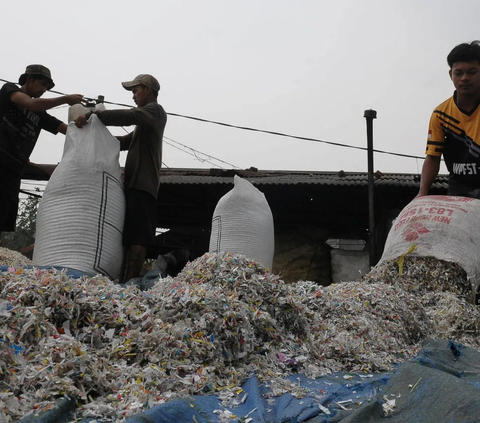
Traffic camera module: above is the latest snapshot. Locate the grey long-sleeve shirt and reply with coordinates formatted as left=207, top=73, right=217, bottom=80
left=93, top=102, right=167, bottom=199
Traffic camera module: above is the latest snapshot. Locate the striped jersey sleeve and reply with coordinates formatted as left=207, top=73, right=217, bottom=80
left=425, top=110, right=444, bottom=156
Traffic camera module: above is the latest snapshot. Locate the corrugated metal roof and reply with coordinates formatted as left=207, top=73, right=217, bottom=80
left=158, top=168, right=449, bottom=189
left=23, top=164, right=449, bottom=190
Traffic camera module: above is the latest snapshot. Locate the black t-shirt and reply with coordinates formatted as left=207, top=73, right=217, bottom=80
left=0, top=82, right=62, bottom=174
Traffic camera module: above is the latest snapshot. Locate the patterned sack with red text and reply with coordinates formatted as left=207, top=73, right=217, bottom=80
left=379, top=195, right=480, bottom=292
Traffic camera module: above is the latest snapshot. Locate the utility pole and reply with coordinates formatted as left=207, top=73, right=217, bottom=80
left=364, top=109, right=377, bottom=267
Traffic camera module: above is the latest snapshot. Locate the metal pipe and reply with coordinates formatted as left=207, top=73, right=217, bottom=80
left=364, top=109, right=377, bottom=267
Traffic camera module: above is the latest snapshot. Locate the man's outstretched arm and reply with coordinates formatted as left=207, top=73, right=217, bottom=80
left=10, top=91, right=83, bottom=112
left=417, top=155, right=441, bottom=197
left=74, top=106, right=156, bottom=129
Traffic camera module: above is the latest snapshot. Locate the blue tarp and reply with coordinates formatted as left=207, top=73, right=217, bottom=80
left=17, top=339, right=480, bottom=423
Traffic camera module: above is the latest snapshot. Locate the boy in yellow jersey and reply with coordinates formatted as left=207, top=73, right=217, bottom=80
left=418, top=41, right=480, bottom=198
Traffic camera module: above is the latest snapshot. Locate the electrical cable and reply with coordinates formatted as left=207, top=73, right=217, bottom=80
left=0, top=77, right=425, bottom=160
left=166, top=112, right=426, bottom=160
left=119, top=125, right=232, bottom=169
left=163, top=139, right=224, bottom=168
left=163, top=136, right=240, bottom=169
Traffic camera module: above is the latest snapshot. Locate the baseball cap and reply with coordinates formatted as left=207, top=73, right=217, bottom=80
left=121, top=74, right=160, bottom=92
left=18, top=64, right=55, bottom=89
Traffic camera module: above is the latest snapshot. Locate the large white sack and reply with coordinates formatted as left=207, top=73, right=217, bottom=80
left=209, top=175, right=274, bottom=269
left=33, top=115, right=125, bottom=280
left=379, top=195, right=480, bottom=292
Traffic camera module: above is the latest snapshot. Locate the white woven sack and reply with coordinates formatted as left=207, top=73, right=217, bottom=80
left=379, top=195, right=480, bottom=292
left=209, top=175, right=274, bottom=269
left=33, top=115, right=125, bottom=280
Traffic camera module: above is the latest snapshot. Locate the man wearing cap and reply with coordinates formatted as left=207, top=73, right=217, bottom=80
left=0, top=64, right=83, bottom=237
left=75, top=74, right=167, bottom=284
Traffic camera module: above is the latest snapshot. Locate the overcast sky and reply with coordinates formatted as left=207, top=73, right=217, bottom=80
left=4, top=0, right=480, bottom=176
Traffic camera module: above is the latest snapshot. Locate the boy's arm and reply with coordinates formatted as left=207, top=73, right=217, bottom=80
left=417, top=155, right=441, bottom=197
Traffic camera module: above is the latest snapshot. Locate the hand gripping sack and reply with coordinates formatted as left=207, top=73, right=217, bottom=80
left=379, top=195, right=480, bottom=293
left=209, top=175, right=274, bottom=269
left=33, top=115, right=125, bottom=280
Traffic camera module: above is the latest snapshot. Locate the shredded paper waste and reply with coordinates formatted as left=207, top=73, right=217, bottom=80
left=0, top=246, right=479, bottom=422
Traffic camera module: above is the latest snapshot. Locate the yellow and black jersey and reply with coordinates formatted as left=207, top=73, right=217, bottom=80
left=425, top=92, right=480, bottom=194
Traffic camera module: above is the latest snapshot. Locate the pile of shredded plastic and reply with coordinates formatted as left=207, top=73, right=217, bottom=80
left=0, top=248, right=477, bottom=422
left=364, top=255, right=480, bottom=348
left=0, top=247, right=33, bottom=267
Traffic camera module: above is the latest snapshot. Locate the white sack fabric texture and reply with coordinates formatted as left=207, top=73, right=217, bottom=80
left=379, top=195, right=480, bottom=293
left=33, top=115, right=125, bottom=280
left=209, top=175, right=274, bottom=269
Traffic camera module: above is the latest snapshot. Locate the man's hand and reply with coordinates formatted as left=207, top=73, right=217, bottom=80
left=65, top=94, right=84, bottom=106
left=75, top=114, right=89, bottom=128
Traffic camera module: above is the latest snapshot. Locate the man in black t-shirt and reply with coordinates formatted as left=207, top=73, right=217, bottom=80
left=0, top=64, right=83, bottom=235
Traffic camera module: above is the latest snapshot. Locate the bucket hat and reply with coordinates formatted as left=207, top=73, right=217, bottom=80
left=18, top=64, right=55, bottom=89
